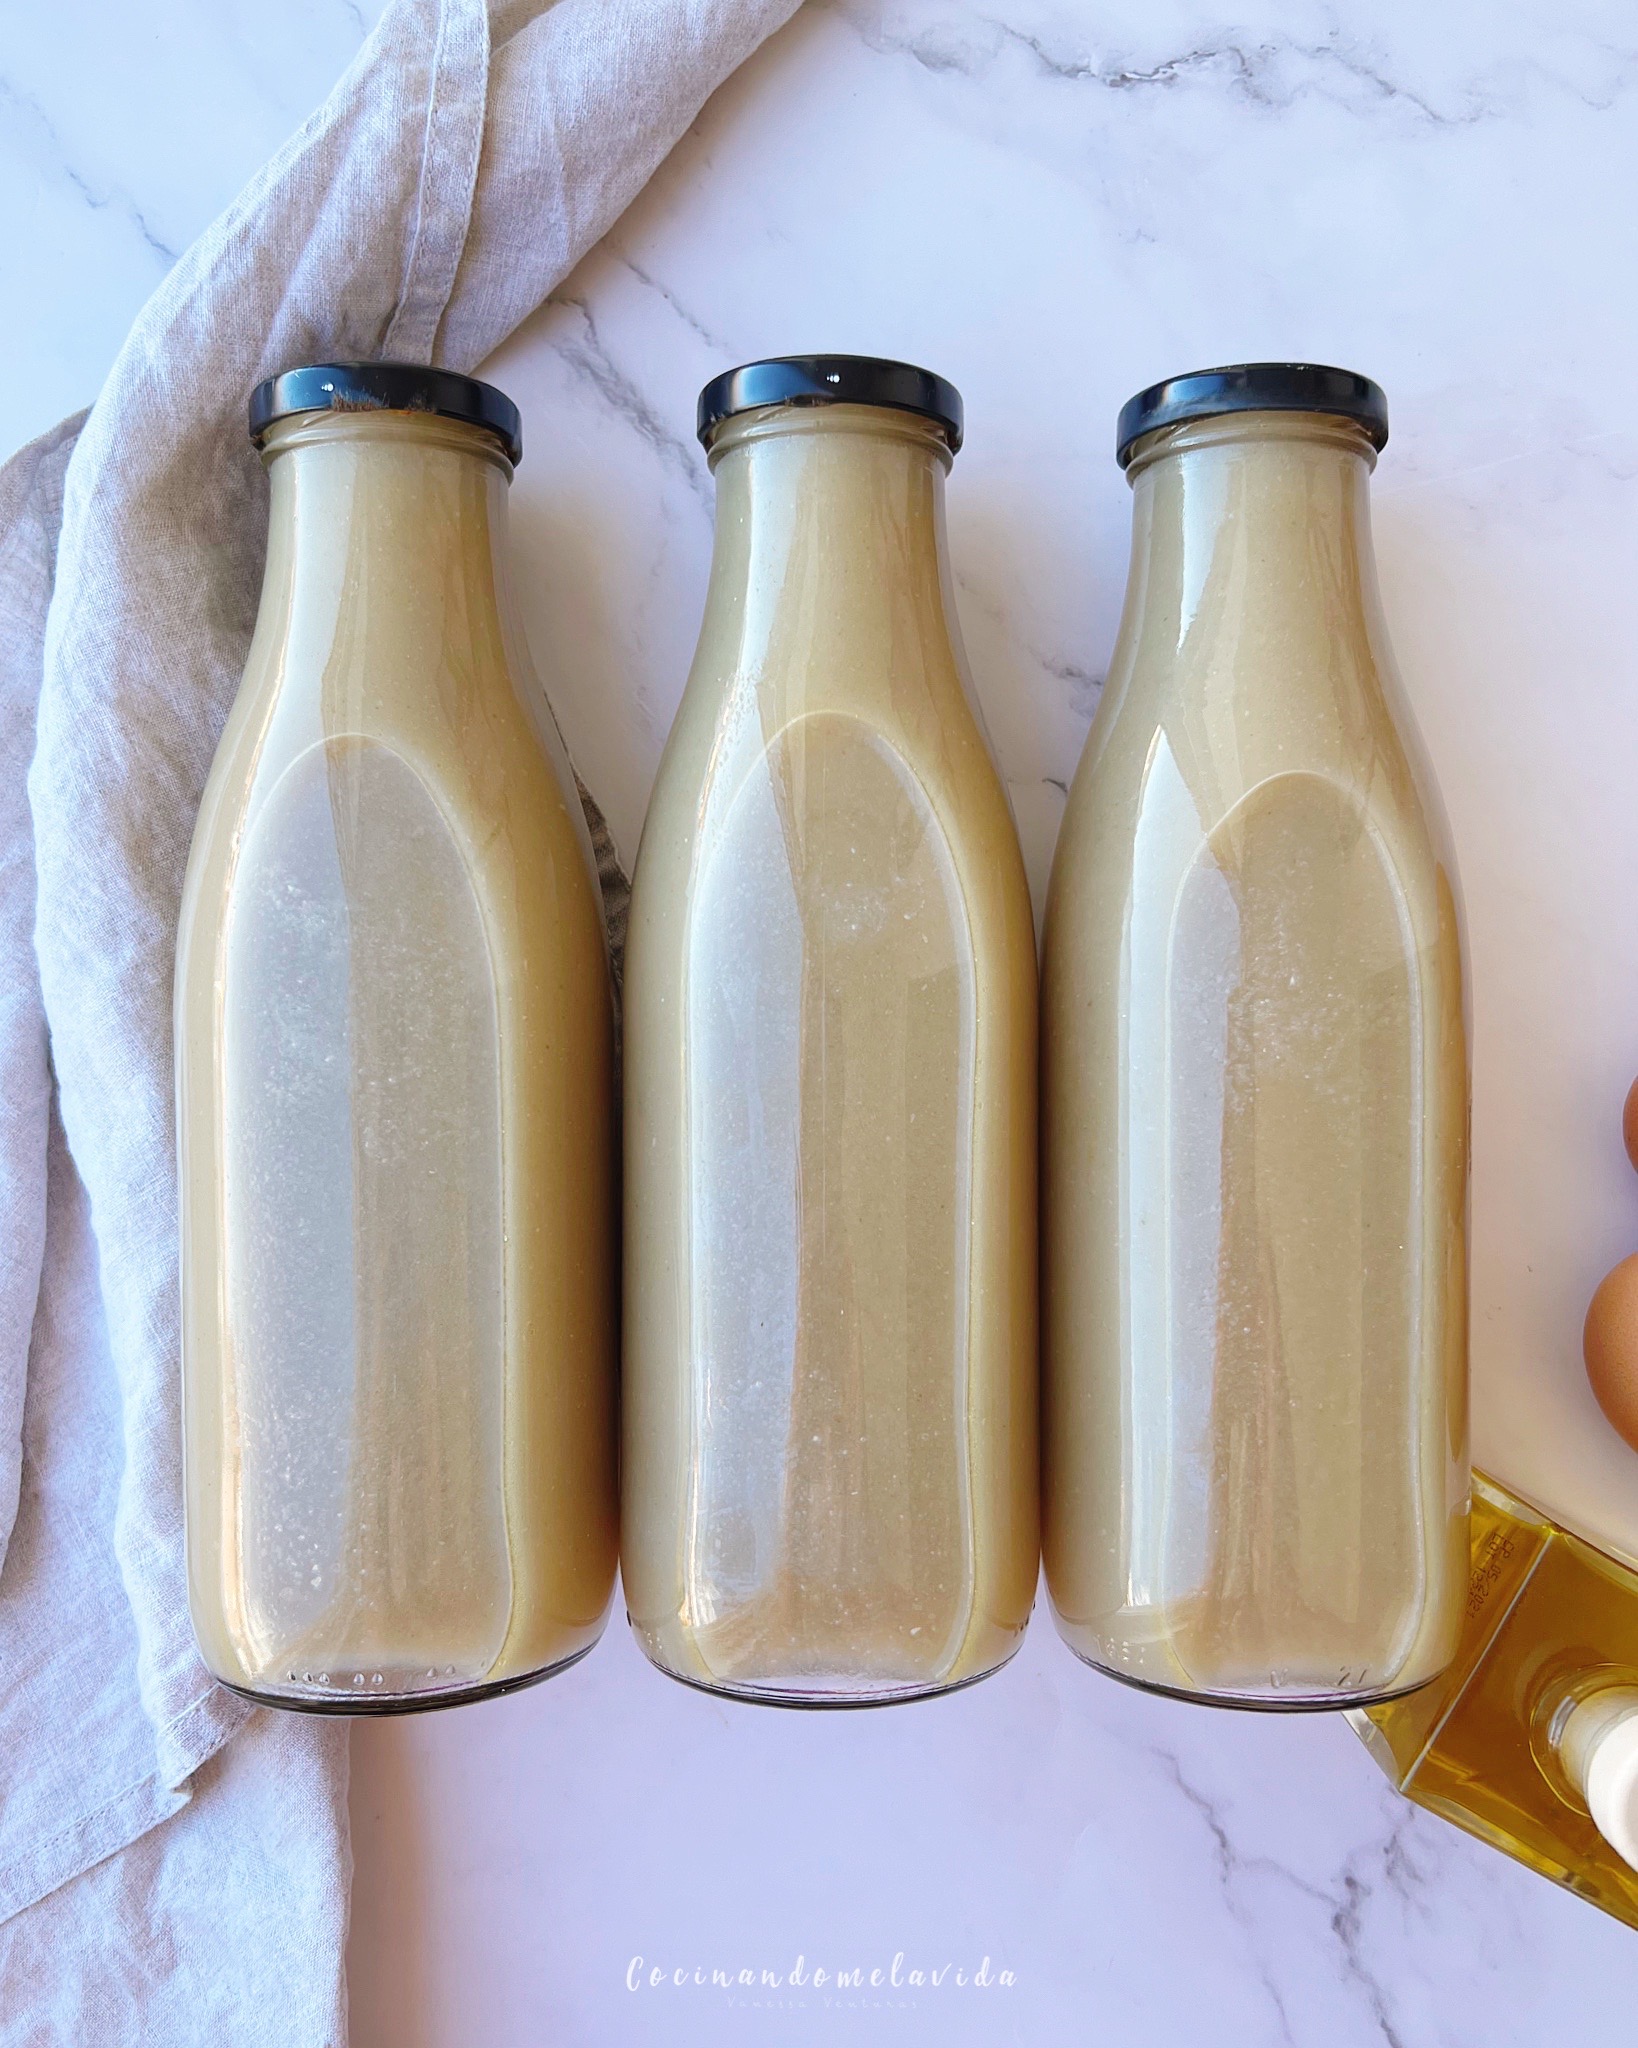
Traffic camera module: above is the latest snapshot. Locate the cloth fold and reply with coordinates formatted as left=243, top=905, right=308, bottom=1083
left=0, top=413, right=72, bottom=1570
left=2, top=0, right=800, bottom=2038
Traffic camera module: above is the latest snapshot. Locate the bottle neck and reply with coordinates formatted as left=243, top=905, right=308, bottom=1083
left=255, top=413, right=514, bottom=665
left=1118, top=412, right=1384, bottom=679
left=697, top=406, right=959, bottom=705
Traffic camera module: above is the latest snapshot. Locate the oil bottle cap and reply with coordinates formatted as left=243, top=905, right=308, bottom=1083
left=1585, top=1709, right=1638, bottom=1871
left=1563, top=1688, right=1638, bottom=1871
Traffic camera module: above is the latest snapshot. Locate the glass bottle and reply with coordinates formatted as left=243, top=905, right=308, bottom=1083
left=622, top=357, right=1039, bottom=1705
left=1042, top=364, right=1469, bottom=1708
left=177, top=363, right=618, bottom=1712
left=1355, top=1472, right=1638, bottom=1928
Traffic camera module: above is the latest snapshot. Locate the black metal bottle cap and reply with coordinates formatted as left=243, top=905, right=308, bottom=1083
left=697, top=355, right=964, bottom=454
left=248, top=362, right=523, bottom=467
left=1115, top=362, right=1388, bottom=469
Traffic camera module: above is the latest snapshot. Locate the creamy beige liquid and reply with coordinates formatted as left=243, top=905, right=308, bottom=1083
left=622, top=403, right=1038, bottom=1702
left=1042, top=411, right=1468, bottom=1705
left=177, top=409, right=617, bottom=1708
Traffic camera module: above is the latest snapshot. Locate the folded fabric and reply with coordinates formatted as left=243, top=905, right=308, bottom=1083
left=0, top=415, right=68, bottom=1572
left=0, top=1110, right=353, bottom=2046
left=1, top=0, right=800, bottom=2039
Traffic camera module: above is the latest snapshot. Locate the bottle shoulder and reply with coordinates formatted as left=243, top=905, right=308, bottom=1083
left=637, top=659, right=1021, bottom=876
left=1052, top=645, right=1449, bottom=902
left=179, top=637, right=597, bottom=984
left=215, top=626, right=575, bottom=810
left=628, top=671, right=1034, bottom=1007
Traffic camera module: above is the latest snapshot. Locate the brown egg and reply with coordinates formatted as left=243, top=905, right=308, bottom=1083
left=1586, top=1252, right=1638, bottom=1452
left=1625, top=1076, right=1638, bottom=1175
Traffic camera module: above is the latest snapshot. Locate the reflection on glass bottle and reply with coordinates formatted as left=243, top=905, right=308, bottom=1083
left=224, top=737, right=512, bottom=1682
left=1355, top=1472, right=1638, bottom=1927
left=681, top=715, right=980, bottom=1684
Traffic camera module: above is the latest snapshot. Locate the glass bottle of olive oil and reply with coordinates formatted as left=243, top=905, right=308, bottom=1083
left=1354, top=1471, right=1638, bottom=1926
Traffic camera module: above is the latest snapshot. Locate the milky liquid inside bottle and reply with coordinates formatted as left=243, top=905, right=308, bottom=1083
left=177, top=364, right=617, bottom=1711
left=1042, top=365, right=1469, bottom=1707
left=621, top=358, right=1039, bottom=1705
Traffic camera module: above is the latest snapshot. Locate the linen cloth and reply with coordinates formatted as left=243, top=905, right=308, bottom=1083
left=0, top=0, right=800, bottom=2039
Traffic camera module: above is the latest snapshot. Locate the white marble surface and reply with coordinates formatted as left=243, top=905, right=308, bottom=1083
left=16, top=1, right=1638, bottom=2041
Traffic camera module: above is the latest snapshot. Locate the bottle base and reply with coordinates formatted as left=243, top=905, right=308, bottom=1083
left=1063, top=1641, right=1440, bottom=1715
left=214, top=1637, right=599, bottom=1717
left=632, top=1625, right=1022, bottom=1711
